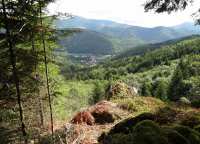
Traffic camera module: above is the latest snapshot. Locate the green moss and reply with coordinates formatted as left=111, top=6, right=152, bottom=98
left=194, top=125, right=200, bottom=133
left=181, top=115, right=200, bottom=128
left=162, top=128, right=189, bottom=144
left=132, top=120, right=168, bottom=144
left=100, top=118, right=200, bottom=144
left=113, top=97, right=165, bottom=116
left=109, top=133, right=133, bottom=144
left=98, top=132, right=133, bottom=144
left=109, top=113, right=155, bottom=134
left=173, top=125, right=200, bottom=144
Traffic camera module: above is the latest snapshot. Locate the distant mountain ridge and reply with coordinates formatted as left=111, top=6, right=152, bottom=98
left=59, top=29, right=114, bottom=55
left=55, top=16, right=131, bottom=30
left=56, top=16, right=200, bottom=55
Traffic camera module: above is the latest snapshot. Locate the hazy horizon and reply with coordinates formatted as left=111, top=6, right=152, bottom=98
left=48, top=0, right=200, bottom=27
left=57, top=15, right=199, bottom=28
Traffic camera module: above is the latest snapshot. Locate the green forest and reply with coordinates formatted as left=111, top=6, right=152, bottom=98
left=0, top=0, right=200, bottom=144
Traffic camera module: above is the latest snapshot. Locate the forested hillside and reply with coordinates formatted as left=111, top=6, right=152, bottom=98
left=59, top=29, right=114, bottom=55
left=63, top=35, right=200, bottom=102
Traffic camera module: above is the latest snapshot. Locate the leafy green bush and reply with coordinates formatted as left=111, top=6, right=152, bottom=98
left=89, top=80, right=108, bottom=104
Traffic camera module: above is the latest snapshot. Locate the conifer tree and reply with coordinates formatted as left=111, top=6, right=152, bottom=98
left=168, top=64, right=184, bottom=100
left=141, top=81, right=152, bottom=96
left=38, top=0, right=54, bottom=141
left=154, top=80, right=168, bottom=100
left=0, top=0, right=54, bottom=142
left=1, top=0, right=29, bottom=142
left=144, top=0, right=200, bottom=24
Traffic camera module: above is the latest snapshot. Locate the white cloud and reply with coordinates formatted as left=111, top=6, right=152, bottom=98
left=47, top=0, right=200, bottom=27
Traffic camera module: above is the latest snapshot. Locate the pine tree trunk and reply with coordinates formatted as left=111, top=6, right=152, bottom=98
left=39, top=2, right=54, bottom=142
left=2, top=0, right=27, bottom=143
left=38, top=95, right=44, bottom=127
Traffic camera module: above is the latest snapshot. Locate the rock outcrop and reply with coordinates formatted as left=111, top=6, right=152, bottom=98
left=106, top=82, right=138, bottom=99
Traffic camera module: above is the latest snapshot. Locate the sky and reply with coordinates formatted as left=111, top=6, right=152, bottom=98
left=47, top=0, right=200, bottom=27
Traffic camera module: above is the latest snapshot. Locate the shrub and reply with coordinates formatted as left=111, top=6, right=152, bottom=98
left=191, top=100, right=200, bottom=108
left=89, top=81, right=107, bottom=104
left=141, top=81, right=152, bottom=96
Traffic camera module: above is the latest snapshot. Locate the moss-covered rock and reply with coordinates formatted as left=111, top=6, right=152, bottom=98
left=162, top=128, right=189, bottom=144
left=107, top=133, right=133, bottom=144
left=173, top=125, right=200, bottom=144
left=100, top=120, right=167, bottom=144
left=106, top=82, right=137, bottom=99
left=132, top=120, right=168, bottom=144
left=181, top=115, right=200, bottom=128
left=99, top=112, right=200, bottom=144
left=109, top=113, right=155, bottom=134
left=195, top=125, right=200, bottom=133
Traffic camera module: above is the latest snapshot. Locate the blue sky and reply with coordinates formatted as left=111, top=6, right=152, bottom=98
left=48, top=0, right=200, bottom=27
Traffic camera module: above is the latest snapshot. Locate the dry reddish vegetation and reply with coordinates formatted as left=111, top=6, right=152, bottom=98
left=47, top=97, right=200, bottom=144
left=66, top=100, right=129, bottom=143
left=71, top=111, right=95, bottom=125
left=66, top=97, right=165, bottom=143
left=71, top=101, right=122, bottom=125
